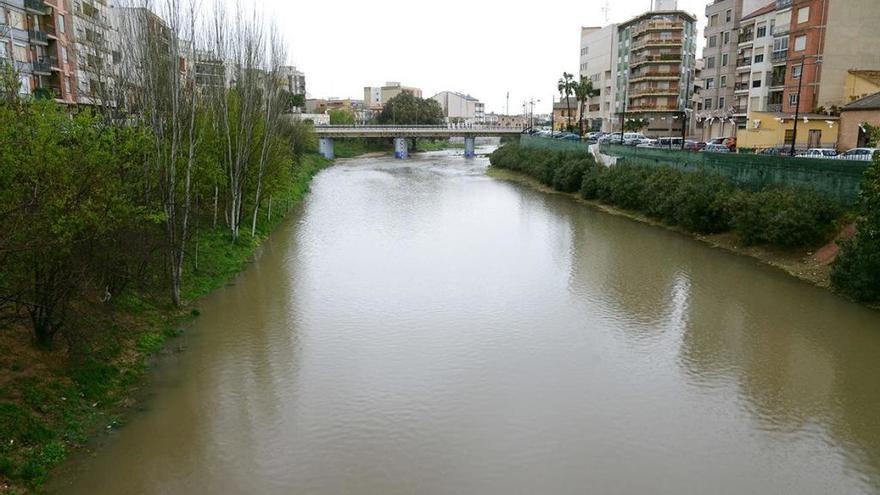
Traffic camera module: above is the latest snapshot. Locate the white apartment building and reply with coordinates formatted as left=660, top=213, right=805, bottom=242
left=734, top=3, right=776, bottom=117
left=578, top=24, right=618, bottom=132
left=431, top=91, right=484, bottom=123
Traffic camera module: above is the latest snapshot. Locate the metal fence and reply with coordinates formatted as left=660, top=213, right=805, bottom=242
left=599, top=144, right=870, bottom=204
left=520, top=135, right=592, bottom=153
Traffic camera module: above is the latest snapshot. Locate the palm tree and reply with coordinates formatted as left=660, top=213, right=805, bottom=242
left=574, top=76, right=598, bottom=136
left=557, top=72, right=575, bottom=131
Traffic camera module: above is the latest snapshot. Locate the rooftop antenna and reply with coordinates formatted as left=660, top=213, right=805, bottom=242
left=602, top=0, right=610, bottom=22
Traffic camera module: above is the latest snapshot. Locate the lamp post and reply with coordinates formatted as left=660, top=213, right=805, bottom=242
left=619, top=84, right=628, bottom=143
left=789, top=55, right=822, bottom=156
left=681, top=69, right=691, bottom=150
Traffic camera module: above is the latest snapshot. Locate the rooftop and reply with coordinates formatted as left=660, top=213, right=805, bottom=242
left=742, top=2, right=776, bottom=21
left=849, top=70, right=880, bottom=87
left=842, top=91, right=880, bottom=111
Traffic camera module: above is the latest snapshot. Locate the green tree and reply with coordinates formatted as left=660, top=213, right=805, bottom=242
left=329, top=108, right=356, bottom=125
left=557, top=72, right=575, bottom=130
left=624, top=118, right=648, bottom=133
left=574, top=76, right=598, bottom=136
left=378, top=92, right=444, bottom=125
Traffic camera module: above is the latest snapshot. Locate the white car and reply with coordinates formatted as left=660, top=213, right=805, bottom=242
left=837, top=148, right=878, bottom=161
left=798, top=148, right=839, bottom=159
left=622, top=132, right=647, bottom=146
left=636, top=139, right=659, bottom=148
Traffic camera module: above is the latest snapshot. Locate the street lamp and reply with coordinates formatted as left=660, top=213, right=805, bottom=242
left=790, top=55, right=822, bottom=156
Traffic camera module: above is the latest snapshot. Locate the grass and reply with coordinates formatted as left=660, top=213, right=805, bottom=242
left=0, top=153, right=330, bottom=493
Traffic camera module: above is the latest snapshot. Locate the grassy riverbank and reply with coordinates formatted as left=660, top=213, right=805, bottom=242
left=488, top=142, right=879, bottom=303
left=0, top=154, right=329, bottom=494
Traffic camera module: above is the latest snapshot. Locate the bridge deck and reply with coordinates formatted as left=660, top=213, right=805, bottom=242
left=313, top=125, right=525, bottom=138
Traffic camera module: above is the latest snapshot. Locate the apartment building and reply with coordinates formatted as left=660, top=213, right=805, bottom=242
left=734, top=3, right=776, bottom=117
left=615, top=9, right=697, bottom=137
left=578, top=24, right=617, bottom=132
left=279, top=65, right=305, bottom=96
left=700, top=0, right=743, bottom=138
left=70, top=0, right=111, bottom=105
left=1, top=0, right=76, bottom=103
left=431, top=91, right=484, bottom=123
left=363, top=81, right=422, bottom=111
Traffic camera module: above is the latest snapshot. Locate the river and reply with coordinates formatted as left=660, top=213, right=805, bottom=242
left=51, top=147, right=880, bottom=494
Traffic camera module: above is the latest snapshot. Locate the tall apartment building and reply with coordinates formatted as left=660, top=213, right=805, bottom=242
left=69, top=0, right=111, bottom=105
left=700, top=0, right=743, bottom=138
left=279, top=65, right=305, bottom=96
left=733, top=3, right=776, bottom=118
left=1, top=0, right=76, bottom=103
left=578, top=24, right=617, bottom=132
left=615, top=9, right=697, bottom=137
left=431, top=91, right=484, bottom=123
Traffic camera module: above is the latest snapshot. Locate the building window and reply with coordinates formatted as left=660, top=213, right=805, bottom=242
left=58, top=14, right=65, bottom=33
left=0, top=8, right=5, bottom=24
left=721, top=75, right=727, bottom=87
left=61, top=46, right=68, bottom=64
left=710, top=14, right=719, bottom=27
left=784, top=129, right=795, bottom=145
left=789, top=93, right=799, bottom=106
left=792, top=65, right=802, bottom=79
left=773, top=37, right=789, bottom=53
left=726, top=10, right=732, bottom=23
left=722, top=54, right=729, bottom=66
left=707, top=57, right=715, bottom=69
left=757, top=25, right=767, bottom=38
left=723, top=31, right=730, bottom=44
left=752, top=79, right=762, bottom=88
left=9, top=10, right=25, bottom=29
left=19, top=75, right=30, bottom=95
left=719, top=97, right=726, bottom=109
left=708, top=35, right=717, bottom=48
left=754, top=53, right=764, bottom=63
left=707, top=78, right=715, bottom=89
left=794, top=35, right=806, bottom=51
left=704, top=98, right=713, bottom=110
left=64, top=77, right=71, bottom=96
left=13, top=43, right=28, bottom=63
left=798, top=6, right=810, bottom=23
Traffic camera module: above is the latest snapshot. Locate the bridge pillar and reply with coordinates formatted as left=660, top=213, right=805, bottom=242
left=464, top=136, right=476, bottom=158
left=394, top=137, right=408, bottom=159
left=319, top=137, right=334, bottom=159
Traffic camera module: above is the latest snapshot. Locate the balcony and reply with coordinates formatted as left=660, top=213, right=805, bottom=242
left=28, top=30, right=49, bottom=45
left=734, top=82, right=750, bottom=92
left=631, top=21, right=684, bottom=38
left=43, top=55, right=60, bottom=69
left=627, top=104, right=681, bottom=112
left=45, top=25, right=57, bottom=38
left=32, top=60, right=51, bottom=74
left=630, top=72, right=680, bottom=83
left=771, top=51, right=787, bottom=63
left=24, top=0, right=50, bottom=14
left=736, top=57, right=752, bottom=68
left=738, top=31, right=754, bottom=44
left=630, top=53, right=682, bottom=67
left=731, top=105, right=748, bottom=114
left=768, top=74, right=785, bottom=87
left=767, top=103, right=782, bottom=112
left=631, top=37, right=684, bottom=51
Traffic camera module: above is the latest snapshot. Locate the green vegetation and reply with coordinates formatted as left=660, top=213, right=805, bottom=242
left=490, top=142, right=845, bottom=249
left=333, top=138, right=461, bottom=158
left=377, top=92, right=444, bottom=125
left=0, top=93, right=327, bottom=491
left=328, top=108, right=356, bottom=125
left=831, top=150, right=880, bottom=302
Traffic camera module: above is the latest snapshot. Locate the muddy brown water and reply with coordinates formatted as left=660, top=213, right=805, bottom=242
left=51, top=148, right=880, bottom=494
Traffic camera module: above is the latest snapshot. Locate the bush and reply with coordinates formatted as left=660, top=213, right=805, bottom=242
left=730, top=188, right=841, bottom=247
left=832, top=153, right=880, bottom=301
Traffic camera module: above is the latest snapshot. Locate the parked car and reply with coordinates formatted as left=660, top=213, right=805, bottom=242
left=558, top=133, right=581, bottom=141
left=682, top=140, right=703, bottom=151
left=709, top=136, right=737, bottom=151
left=656, top=137, right=683, bottom=149
left=636, top=138, right=659, bottom=148
left=623, top=132, right=647, bottom=146
left=586, top=131, right=605, bottom=141
left=701, top=144, right=731, bottom=153
left=599, top=134, right=622, bottom=144
left=837, top=148, right=878, bottom=161
left=798, top=148, right=839, bottom=159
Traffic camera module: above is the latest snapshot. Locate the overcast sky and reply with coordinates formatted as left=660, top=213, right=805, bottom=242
left=273, top=0, right=709, bottom=114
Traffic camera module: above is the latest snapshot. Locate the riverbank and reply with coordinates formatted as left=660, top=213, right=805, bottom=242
left=486, top=166, right=850, bottom=296
left=0, top=154, right=330, bottom=494
left=333, top=138, right=464, bottom=159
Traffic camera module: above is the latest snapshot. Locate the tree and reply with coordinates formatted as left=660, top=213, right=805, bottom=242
left=574, top=76, right=598, bottom=136
left=557, top=72, right=575, bottom=130
left=329, top=108, right=355, bottom=125
left=378, top=92, right=443, bottom=125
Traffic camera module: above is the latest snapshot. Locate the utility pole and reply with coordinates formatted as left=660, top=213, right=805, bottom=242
left=790, top=56, right=806, bottom=157
left=506, top=92, right=509, bottom=116
left=619, top=84, right=628, bottom=142
left=681, top=69, right=690, bottom=150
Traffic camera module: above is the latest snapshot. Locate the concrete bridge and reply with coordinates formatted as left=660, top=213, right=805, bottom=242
left=313, top=125, right=525, bottom=159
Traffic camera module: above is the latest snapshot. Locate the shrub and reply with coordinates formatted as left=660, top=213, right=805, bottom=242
left=730, top=188, right=841, bottom=247
left=832, top=153, right=880, bottom=301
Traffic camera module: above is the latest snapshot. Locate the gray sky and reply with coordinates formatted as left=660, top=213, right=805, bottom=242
left=274, top=0, right=709, bottom=114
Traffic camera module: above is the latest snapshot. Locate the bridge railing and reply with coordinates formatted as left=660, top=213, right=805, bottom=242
left=313, top=124, right=526, bottom=131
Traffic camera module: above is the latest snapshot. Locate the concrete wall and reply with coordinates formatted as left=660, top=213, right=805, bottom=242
left=819, top=0, right=880, bottom=110
left=599, top=143, right=867, bottom=204
left=579, top=24, right=618, bottom=132
left=737, top=111, right=838, bottom=150
left=521, top=135, right=591, bottom=153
